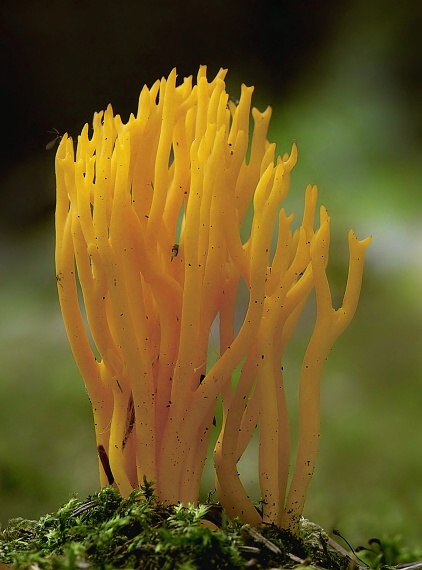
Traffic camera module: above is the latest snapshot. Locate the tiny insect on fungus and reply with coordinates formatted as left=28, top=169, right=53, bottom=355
left=46, top=128, right=63, bottom=151
left=55, top=272, right=63, bottom=288
left=171, top=243, right=179, bottom=261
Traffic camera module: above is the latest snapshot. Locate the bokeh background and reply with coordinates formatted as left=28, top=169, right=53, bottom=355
left=1, top=0, right=421, bottom=549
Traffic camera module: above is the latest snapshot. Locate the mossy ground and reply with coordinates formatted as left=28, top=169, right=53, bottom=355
left=0, top=483, right=421, bottom=570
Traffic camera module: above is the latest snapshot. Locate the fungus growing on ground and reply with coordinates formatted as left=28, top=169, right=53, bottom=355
left=55, top=66, right=371, bottom=532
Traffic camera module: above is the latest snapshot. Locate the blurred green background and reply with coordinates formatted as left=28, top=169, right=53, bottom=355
left=1, top=0, right=421, bottom=550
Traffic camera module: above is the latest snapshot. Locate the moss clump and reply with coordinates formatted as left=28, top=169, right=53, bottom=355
left=0, top=482, right=416, bottom=570
left=0, top=484, right=242, bottom=569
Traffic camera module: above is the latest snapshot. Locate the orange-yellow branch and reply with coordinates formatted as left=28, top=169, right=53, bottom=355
left=55, top=66, right=370, bottom=531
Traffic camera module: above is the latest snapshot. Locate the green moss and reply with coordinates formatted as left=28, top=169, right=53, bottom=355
left=0, top=483, right=420, bottom=570
left=353, top=536, right=422, bottom=569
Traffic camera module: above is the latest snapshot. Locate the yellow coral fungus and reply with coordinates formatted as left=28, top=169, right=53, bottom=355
left=55, top=66, right=371, bottom=532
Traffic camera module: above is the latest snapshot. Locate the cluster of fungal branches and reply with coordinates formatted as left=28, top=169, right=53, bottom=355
left=55, top=67, right=370, bottom=532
